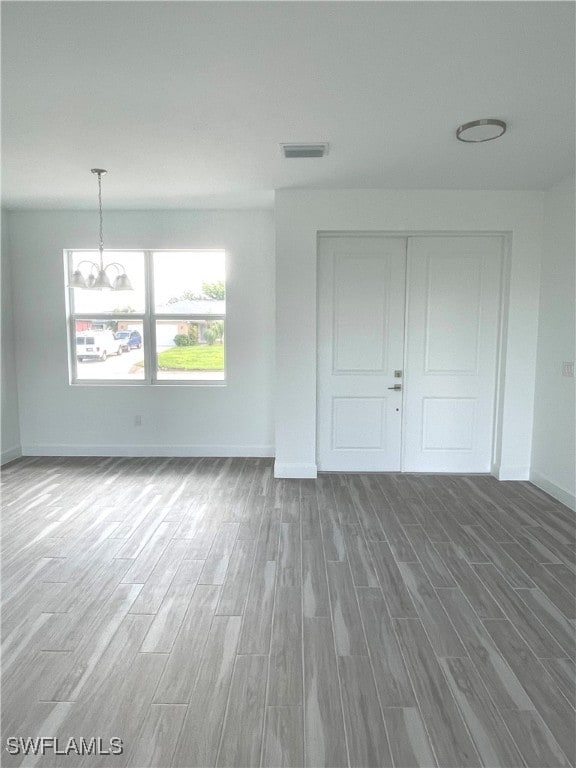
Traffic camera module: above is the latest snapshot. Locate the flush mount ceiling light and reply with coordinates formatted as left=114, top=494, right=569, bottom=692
left=281, top=143, right=329, bottom=158
left=456, top=119, right=507, bottom=143
left=69, top=169, right=133, bottom=291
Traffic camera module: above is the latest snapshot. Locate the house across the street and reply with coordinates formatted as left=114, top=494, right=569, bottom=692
left=118, top=299, right=225, bottom=346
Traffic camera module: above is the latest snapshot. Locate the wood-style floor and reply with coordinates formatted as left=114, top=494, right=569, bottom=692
left=2, top=457, right=575, bottom=768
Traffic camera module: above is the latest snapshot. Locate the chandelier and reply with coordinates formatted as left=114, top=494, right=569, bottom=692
left=69, top=169, right=133, bottom=291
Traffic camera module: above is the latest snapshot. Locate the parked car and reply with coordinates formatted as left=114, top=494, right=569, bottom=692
left=114, top=330, right=142, bottom=351
left=76, top=331, right=123, bottom=361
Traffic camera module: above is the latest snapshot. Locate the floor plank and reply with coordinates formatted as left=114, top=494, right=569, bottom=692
left=326, top=561, right=367, bottom=655
left=127, top=704, right=187, bottom=768
left=303, top=617, right=348, bottom=768
left=302, top=538, right=330, bottom=618
left=338, top=655, right=392, bottom=767
left=342, top=525, right=379, bottom=587
left=368, top=541, right=418, bottom=619
left=277, top=523, right=301, bottom=587
left=199, top=522, right=239, bottom=586
left=381, top=707, right=437, bottom=768
left=356, top=587, right=416, bottom=707
left=237, top=559, right=276, bottom=655
left=216, top=654, right=268, bottom=768
left=268, top=586, right=303, bottom=706
left=263, top=706, right=304, bottom=768
left=216, top=538, right=256, bottom=616
left=140, top=569, right=202, bottom=654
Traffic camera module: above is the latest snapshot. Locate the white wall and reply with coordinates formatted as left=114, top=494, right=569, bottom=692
left=1, top=209, right=22, bottom=463
left=275, top=189, right=544, bottom=478
left=531, top=177, right=576, bottom=509
left=8, top=209, right=275, bottom=456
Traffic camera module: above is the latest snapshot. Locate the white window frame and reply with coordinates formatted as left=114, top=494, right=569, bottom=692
left=66, top=249, right=226, bottom=386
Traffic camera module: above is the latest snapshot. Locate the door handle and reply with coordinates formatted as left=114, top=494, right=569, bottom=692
left=388, top=384, right=402, bottom=391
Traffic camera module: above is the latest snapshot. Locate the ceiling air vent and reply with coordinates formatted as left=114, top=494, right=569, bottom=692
left=281, top=143, right=329, bottom=159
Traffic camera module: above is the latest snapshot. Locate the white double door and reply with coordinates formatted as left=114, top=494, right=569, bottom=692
left=317, top=235, right=502, bottom=473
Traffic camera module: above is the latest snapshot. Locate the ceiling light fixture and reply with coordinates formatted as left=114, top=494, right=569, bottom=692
left=456, top=119, right=507, bottom=143
left=69, top=169, right=133, bottom=291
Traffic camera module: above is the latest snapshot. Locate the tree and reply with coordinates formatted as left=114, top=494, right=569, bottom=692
left=204, top=320, right=224, bottom=345
left=166, top=281, right=225, bottom=304
left=106, top=307, right=136, bottom=332
left=201, top=281, right=225, bottom=301
left=167, top=290, right=200, bottom=304
left=212, top=320, right=224, bottom=339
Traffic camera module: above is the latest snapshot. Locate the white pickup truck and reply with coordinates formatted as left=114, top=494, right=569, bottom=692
left=76, top=331, right=123, bottom=361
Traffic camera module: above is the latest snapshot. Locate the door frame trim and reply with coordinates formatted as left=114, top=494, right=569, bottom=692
left=316, top=230, right=511, bottom=474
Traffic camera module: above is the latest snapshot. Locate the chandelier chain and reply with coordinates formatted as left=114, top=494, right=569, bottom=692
left=71, top=168, right=131, bottom=291
left=97, top=172, right=104, bottom=257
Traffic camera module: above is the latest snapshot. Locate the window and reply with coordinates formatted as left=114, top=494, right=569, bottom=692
left=67, top=250, right=226, bottom=384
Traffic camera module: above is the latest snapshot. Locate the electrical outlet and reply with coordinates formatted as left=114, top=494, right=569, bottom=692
left=562, top=362, right=574, bottom=378
left=134, top=415, right=142, bottom=426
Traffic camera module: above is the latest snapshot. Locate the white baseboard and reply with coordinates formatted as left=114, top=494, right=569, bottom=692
left=274, top=461, right=318, bottom=479
left=493, top=465, right=530, bottom=481
left=1, top=445, right=22, bottom=465
left=529, top=470, right=576, bottom=511
left=20, top=444, right=275, bottom=458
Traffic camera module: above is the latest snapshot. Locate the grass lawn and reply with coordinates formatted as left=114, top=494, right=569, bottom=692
left=152, top=344, right=224, bottom=371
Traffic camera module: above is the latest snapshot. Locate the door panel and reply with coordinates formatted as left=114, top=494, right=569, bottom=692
left=403, top=237, right=502, bottom=472
left=424, top=254, right=482, bottom=374
left=332, top=397, right=387, bottom=449
left=317, top=237, right=406, bottom=472
left=333, top=255, right=390, bottom=372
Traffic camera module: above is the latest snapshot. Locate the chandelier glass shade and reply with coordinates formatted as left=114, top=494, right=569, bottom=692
left=69, top=261, right=133, bottom=291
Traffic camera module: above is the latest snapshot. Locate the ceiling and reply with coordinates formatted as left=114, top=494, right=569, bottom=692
left=2, top=1, right=574, bottom=210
